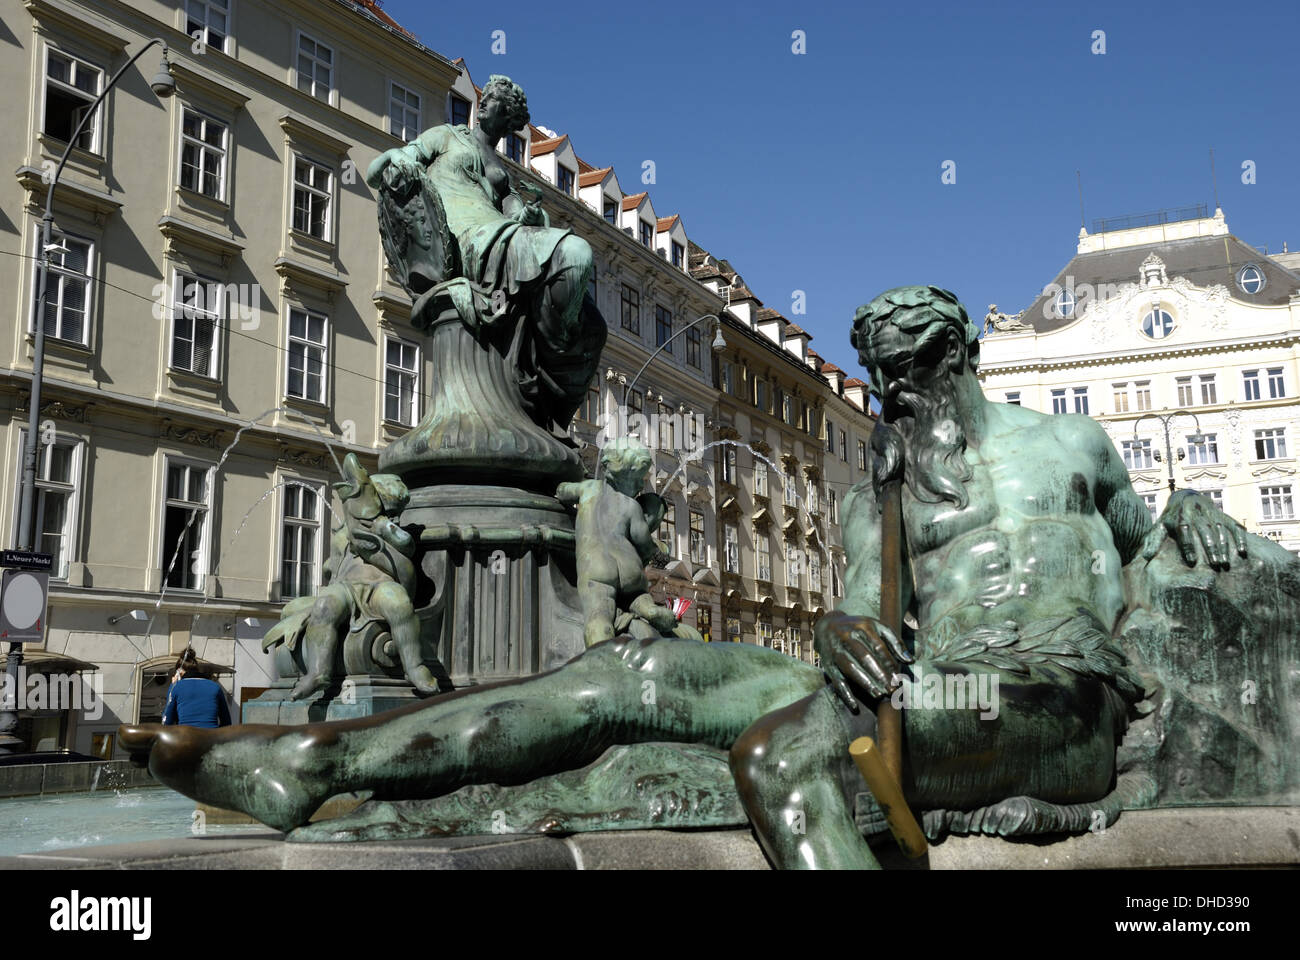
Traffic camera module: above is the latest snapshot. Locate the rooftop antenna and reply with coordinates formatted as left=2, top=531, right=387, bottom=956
left=1076, top=170, right=1085, bottom=231
left=1210, top=148, right=1220, bottom=212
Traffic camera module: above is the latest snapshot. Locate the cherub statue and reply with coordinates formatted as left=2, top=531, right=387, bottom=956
left=557, top=438, right=703, bottom=647
left=263, top=454, right=447, bottom=699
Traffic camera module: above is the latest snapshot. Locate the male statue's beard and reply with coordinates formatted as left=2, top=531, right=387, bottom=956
left=881, top=376, right=973, bottom=510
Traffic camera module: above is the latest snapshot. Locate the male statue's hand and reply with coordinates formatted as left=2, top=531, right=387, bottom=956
left=814, top=609, right=913, bottom=711
left=1142, top=489, right=1248, bottom=570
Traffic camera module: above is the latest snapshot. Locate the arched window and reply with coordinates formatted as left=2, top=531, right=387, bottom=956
left=1236, top=264, right=1265, bottom=295
left=1141, top=309, right=1175, bottom=339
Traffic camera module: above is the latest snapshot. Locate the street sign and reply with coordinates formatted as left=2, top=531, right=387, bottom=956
left=0, top=568, right=49, bottom=644
left=0, top=550, right=53, bottom=571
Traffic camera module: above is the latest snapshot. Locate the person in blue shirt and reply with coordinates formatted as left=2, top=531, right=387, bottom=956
left=162, top=647, right=232, bottom=728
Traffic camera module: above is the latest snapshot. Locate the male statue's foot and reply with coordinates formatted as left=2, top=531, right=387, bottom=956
left=117, top=722, right=329, bottom=833
left=405, top=663, right=440, bottom=697
left=290, top=671, right=329, bottom=701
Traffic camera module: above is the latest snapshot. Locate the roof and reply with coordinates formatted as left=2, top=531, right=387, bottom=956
left=576, top=157, right=596, bottom=173
left=579, top=166, right=612, bottom=188
left=784, top=323, right=810, bottom=339
left=820, top=361, right=842, bottom=373
left=657, top=214, right=681, bottom=232
left=350, top=0, right=415, bottom=38
left=843, top=377, right=867, bottom=388
left=530, top=135, right=567, bottom=157
left=622, top=192, right=648, bottom=211
left=1020, top=233, right=1300, bottom=334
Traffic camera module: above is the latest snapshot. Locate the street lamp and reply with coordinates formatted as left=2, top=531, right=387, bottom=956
left=621, top=314, right=727, bottom=409
left=1133, top=409, right=1203, bottom=493
left=0, top=38, right=173, bottom=755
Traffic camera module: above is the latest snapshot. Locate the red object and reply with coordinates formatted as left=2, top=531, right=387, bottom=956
left=670, top=597, right=693, bottom=620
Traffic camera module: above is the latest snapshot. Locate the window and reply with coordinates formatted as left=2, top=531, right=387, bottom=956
left=577, top=387, right=600, bottom=425
left=1142, top=309, right=1174, bottom=339
left=755, top=379, right=768, bottom=412
left=685, top=325, right=701, bottom=368
left=628, top=387, right=642, bottom=419
left=281, top=483, right=321, bottom=599
left=661, top=502, right=676, bottom=557
left=390, top=84, right=422, bottom=141
left=620, top=284, right=640, bottom=334
left=1187, top=433, right=1219, bottom=465
left=781, top=395, right=793, bottom=425
left=1006, top=391, right=1021, bottom=406
left=726, top=616, right=742, bottom=643
left=807, top=482, right=819, bottom=515
left=1051, top=389, right=1067, bottom=414
left=839, top=430, right=847, bottom=462
left=754, top=459, right=768, bottom=498
left=1243, top=370, right=1261, bottom=401
left=1260, top=485, right=1294, bottom=521
left=1237, top=264, right=1265, bottom=295
left=292, top=156, right=332, bottom=240
left=506, top=133, right=525, bottom=163
left=723, top=523, right=740, bottom=573
left=785, top=543, right=800, bottom=588
left=655, top=305, right=673, bottom=351
left=448, top=93, right=470, bottom=127
left=1141, top=493, right=1159, bottom=521
left=689, top=510, right=706, bottom=564
left=721, top=447, right=736, bottom=484
left=556, top=165, right=575, bottom=197
left=1268, top=367, right=1286, bottom=399
left=783, top=472, right=798, bottom=506
left=170, top=273, right=221, bottom=378
left=162, top=461, right=211, bottom=591
left=856, top=440, right=867, bottom=472
left=1112, top=383, right=1129, bottom=413
left=19, top=435, right=81, bottom=580
left=696, top=606, right=711, bottom=642
left=757, top=620, right=773, bottom=649
left=179, top=109, right=228, bottom=200
left=1054, top=288, right=1075, bottom=319
left=1176, top=377, right=1194, bottom=407
left=287, top=307, right=328, bottom=402
left=671, top=242, right=684, bottom=268
left=296, top=34, right=334, bottom=102
left=720, top=362, right=735, bottom=396
left=1135, top=381, right=1152, bottom=411
left=1199, top=374, right=1217, bottom=405
left=828, top=489, right=837, bottom=523
left=384, top=337, right=419, bottom=426
left=1198, top=488, right=1224, bottom=511
left=1072, top=386, right=1089, bottom=414
left=602, top=198, right=618, bottom=224
left=639, top=220, right=653, bottom=247
left=1255, top=429, right=1288, bottom=460
left=825, top=420, right=836, bottom=453
left=756, top=533, right=771, bottom=581
left=1122, top=440, right=1153, bottom=470
left=808, top=552, right=821, bottom=591
left=44, top=48, right=102, bottom=152
left=32, top=228, right=92, bottom=345
left=657, top=402, right=674, bottom=449
left=186, top=0, right=229, bottom=52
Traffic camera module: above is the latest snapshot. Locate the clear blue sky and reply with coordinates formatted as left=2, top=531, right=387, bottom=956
left=384, top=0, right=1299, bottom=373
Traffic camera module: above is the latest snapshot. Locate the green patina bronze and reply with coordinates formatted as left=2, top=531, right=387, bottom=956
left=119, top=115, right=1300, bottom=872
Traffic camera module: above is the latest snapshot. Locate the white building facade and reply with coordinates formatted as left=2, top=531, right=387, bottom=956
left=980, top=209, right=1300, bottom=555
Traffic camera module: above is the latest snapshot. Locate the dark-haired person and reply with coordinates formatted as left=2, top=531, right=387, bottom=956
left=162, top=648, right=231, bottom=729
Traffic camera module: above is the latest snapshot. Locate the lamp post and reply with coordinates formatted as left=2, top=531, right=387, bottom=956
left=0, top=39, right=173, bottom=754
left=1133, top=409, right=1204, bottom=493
left=621, top=314, right=727, bottom=409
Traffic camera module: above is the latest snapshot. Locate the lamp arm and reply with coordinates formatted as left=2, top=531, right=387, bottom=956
left=622, top=314, right=720, bottom=407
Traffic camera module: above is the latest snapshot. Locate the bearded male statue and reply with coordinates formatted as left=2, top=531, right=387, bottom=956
left=121, top=287, right=1296, bottom=869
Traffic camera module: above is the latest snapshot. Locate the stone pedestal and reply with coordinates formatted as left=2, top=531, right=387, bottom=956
left=243, top=676, right=426, bottom=725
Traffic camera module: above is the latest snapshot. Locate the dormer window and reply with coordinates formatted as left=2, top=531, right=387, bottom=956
left=671, top=241, right=684, bottom=268
left=1141, top=308, right=1174, bottom=339
left=603, top=198, right=617, bottom=224
left=639, top=220, right=653, bottom=247
left=557, top=165, right=575, bottom=197
left=1054, top=288, right=1075, bottom=318
left=505, top=133, right=525, bottom=163
left=1237, top=264, right=1265, bottom=295
left=449, top=94, right=471, bottom=127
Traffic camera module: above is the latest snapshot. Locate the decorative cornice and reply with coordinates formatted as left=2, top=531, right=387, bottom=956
left=158, top=215, right=244, bottom=268
left=278, top=113, right=352, bottom=158
left=278, top=444, right=327, bottom=470
left=15, top=392, right=91, bottom=422
left=16, top=166, right=122, bottom=225
left=159, top=418, right=223, bottom=449
left=171, top=62, right=251, bottom=114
